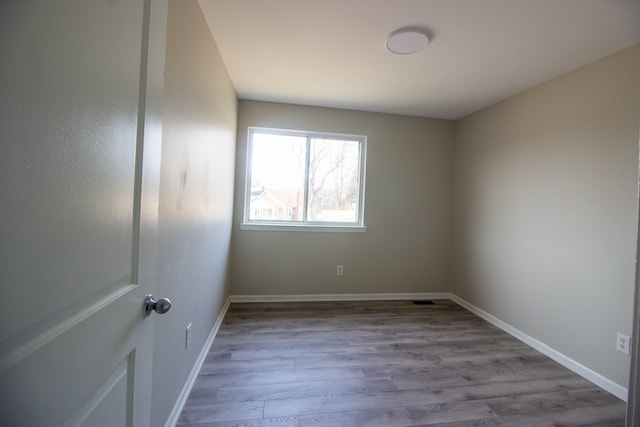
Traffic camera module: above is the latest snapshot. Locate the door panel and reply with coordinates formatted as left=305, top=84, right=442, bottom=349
left=0, top=0, right=143, bottom=344
left=72, top=355, right=131, bottom=427
left=0, top=0, right=168, bottom=425
left=1, top=289, right=138, bottom=426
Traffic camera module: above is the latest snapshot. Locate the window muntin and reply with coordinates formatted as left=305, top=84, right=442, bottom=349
left=244, top=128, right=366, bottom=229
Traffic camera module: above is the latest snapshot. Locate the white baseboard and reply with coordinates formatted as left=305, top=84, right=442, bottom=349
left=229, top=292, right=450, bottom=303
left=164, top=296, right=231, bottom=427
left=448, top=293, right=628, bottom=402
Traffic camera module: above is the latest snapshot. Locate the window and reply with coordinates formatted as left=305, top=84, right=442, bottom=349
left=242, top=127, right=366, bottom=231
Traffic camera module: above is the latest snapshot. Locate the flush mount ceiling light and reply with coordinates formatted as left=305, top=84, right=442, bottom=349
left=386, top=28, right=429, bottom=55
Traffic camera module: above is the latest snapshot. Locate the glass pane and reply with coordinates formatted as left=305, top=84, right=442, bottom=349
left=307, top=138, right=360, bottom=222
left=249, top=133, right=306, bottom=221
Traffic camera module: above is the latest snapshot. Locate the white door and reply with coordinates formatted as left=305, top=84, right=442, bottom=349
left=0, top=1, right=168, bottom=425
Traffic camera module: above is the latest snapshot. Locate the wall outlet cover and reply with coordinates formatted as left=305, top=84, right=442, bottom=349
left=185, top=323, right=192, bottom=349
left=617, top=332, right=630, bottom=355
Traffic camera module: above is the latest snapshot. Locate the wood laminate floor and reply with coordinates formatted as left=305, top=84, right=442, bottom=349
left=177, top=300, right=626, bottom=426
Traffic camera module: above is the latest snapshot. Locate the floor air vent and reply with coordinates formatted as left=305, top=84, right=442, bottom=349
left=412, top=300, right=435, bottom=305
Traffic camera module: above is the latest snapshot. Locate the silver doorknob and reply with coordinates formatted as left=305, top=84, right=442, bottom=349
left=144, top=295, right=172, bottom=317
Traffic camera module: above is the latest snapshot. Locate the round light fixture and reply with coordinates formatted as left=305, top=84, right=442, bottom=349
left=386, top=28, right=429, bottom=55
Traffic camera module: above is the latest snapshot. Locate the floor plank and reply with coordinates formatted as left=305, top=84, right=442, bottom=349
left=298, top=401, right=496, bottom=427
left=215, top=378, right=398, bottom=404
left=177, top=300, right=626, bottom=426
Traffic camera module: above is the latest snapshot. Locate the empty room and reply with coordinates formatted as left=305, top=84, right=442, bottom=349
left=2, top=0, right=640, bottom=426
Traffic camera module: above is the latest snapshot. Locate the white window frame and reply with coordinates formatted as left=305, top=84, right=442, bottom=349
left=241, top=127, right=367, bottom=232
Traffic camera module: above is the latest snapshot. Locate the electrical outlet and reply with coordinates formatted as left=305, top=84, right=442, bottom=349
left=185, top=323, right=192, bottom=349
left=336, top=265, right=343, bottom=276
left=617, top=332, right=630, bottom=355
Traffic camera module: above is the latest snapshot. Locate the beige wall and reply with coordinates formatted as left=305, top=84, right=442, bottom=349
left=152, top=1, right=237, bottom=425
left=231, top=101, right=454, bottom=295
left=451, top=44, right=640, bottom=387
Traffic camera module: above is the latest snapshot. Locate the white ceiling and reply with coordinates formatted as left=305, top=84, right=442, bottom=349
left=198, top=0, right=640, bottom=120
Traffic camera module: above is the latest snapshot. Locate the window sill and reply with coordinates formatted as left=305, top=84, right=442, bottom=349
left=240, top=223, right=367, bottom=233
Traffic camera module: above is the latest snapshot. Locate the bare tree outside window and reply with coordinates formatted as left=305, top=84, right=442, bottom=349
left=307, top=138, right=359, bottom=222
